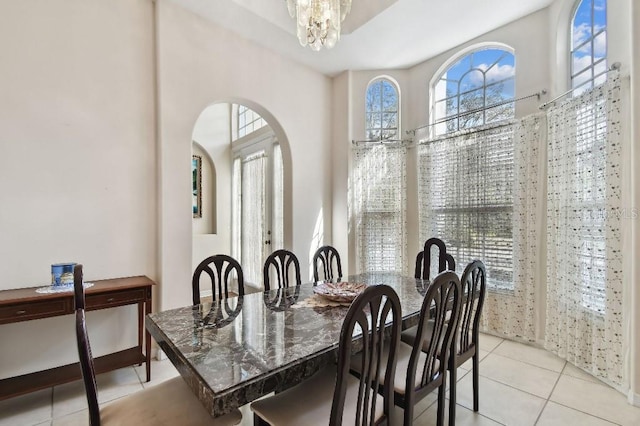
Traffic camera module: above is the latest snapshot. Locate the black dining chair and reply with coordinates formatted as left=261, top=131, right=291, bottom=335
left=263, top=249, right=301, bottom=291
left=414, top=237, right=455, bottom=280
left=192, top=255, right=245, bottom=305
left=402, top=261, right=486, bottom=425
left=447, top=260, right=487, bottom=423
left=73, top=264, right=241, bottom=426
left=251, top=284, right=402, bottom=426
left=312, top=245, right=343, bottom=282
left=352, top=271, right=462, bottom=426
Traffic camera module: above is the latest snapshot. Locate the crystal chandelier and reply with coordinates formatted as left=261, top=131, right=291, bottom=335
left=286, top=0, right=352, bottom=51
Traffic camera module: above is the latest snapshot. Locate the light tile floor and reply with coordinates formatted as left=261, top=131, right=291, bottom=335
left=2, top=333, right=639, bottom=425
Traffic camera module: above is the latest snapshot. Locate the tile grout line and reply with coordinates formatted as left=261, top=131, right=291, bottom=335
left=532, top=360, right=566, bottom=425
left=50, top=385, right=54, bottom=424
left=488, top=343, right=566, bottom=374
left=473, top=373, right=552, bottom=402
left=534, top=361, right=624, bottom=425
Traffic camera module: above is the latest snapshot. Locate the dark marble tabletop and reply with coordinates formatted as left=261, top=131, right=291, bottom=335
left=145, top=272, right=427, bottom=418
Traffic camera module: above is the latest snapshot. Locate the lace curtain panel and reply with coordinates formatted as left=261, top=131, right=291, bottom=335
left=417, top=117, right=541, bottom=341
left=545, top=77, right=624, bottom=387
left=240, top=152, right=266, bottom=286
left=351, top=144, right=407, bottom=274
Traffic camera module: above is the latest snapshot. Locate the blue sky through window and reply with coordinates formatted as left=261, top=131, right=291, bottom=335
left=571, top=0, right=607, bottom=92
left=433, top=48, right=515, bottom=135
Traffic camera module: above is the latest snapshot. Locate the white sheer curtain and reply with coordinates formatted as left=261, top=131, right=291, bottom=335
left=545, top=76, right=624, bottom=387
left=240, top=152, right=266, bottom=286
left=351, top=143, right=407, bottom=273
left=272, top=144, right=284, bottom=250
left=417, top=116, right=542, bottom=342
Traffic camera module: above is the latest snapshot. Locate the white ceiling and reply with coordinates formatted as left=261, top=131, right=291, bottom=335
left=171, top=0, right=555, bottom=76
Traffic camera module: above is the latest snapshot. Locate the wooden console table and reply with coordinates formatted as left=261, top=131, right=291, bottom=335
left=0, top=275, right=154, bottom=400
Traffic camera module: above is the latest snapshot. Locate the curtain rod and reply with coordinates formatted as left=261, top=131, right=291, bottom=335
left=538, top=62, right=621, bottom=110
left=417, top=119, right=518, bottom=145
left=407, top=89, right=546, bottom=135
left=351, top=138, right=413, bottom=146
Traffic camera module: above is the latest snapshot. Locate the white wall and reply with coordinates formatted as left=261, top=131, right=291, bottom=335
left=192, top=103, right=231, bottom=276
left=0, top=0, right=332, bottom=379
left=0, top=0, right=156, bottom=377
left=155, top=0, right=333, bottom=310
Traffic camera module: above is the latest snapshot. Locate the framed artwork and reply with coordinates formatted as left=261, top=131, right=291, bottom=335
left=192, top=155, right=202, bottom=218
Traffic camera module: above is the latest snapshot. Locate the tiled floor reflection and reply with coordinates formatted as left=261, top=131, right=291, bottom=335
left=2, top=333, right=639, bottom=425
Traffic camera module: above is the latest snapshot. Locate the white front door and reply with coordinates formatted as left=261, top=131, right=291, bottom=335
left=232, top=132, right=283, bottom=287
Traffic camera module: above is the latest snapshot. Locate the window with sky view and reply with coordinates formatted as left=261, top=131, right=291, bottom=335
left=432, top=48, right=515, bottom=136
left=571, top=0, right=607, bottom=95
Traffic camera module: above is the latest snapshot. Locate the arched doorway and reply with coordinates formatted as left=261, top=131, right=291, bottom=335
left=191, top=101, right=292, bottom=292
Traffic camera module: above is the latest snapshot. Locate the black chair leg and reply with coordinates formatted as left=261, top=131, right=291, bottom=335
left=403, top=399, right=415, bottom=426
left=472, top=353, right=479, bottom=412
left=254, top=413, right=269, bottom=426
left=436, top=382, right=446, bottom=426
left=449, top=367, right=457, bottom=425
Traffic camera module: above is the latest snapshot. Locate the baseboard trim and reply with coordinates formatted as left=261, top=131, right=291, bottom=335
left=628, top=391, right=640, bottom=407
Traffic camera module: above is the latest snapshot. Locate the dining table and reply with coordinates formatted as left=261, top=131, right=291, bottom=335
left=145, top=272, right=429, bottom=419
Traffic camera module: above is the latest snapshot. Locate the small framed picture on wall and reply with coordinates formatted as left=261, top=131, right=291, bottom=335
left=192, top=155, right=202, bottom=218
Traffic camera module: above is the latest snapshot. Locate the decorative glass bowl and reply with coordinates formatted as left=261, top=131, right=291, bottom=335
left=313, top=282, right=366, bottom=303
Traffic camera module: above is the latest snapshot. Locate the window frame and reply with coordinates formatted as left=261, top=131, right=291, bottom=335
left=569, top=0, right=607, bottom=95
left=237, top=105, right=267, bottom=139
left=364, top=77, right=400, bottom=141
left=431, top=46, right=516, bottom=137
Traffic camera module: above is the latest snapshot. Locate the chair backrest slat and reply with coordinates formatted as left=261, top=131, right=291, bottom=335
left=415, top=238, right=455, bottom=280
left=331, top=285, right=401, bottom=426
left=73, top=264, right=102, bottom=426
left=408, top=271, right=462, bottom=393
left=263, top=249, right=301, bottom=291
left=313, top=245, right=343, bottom=282
left=457, top=260, right=487, bottom=357
left=192, top=255, right=245, bottom=305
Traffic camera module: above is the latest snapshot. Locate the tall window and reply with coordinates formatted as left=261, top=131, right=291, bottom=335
left=418, top=124, right=515, bottom=290
left=365, top=78, right=399, bottom=140
left=352, top=144, right=407, bottom=273
left=354, top=77, right=405, bottom=273
left=571, top=0, right=607, bottom=95
left=432, top=48, right=515, bottom=136
left=237, top=105, right=266, bottom=138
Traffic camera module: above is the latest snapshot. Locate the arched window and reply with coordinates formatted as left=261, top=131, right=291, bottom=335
left=237, top=105, right=266, bottom=139
left=432, top=48, right=515, bottom=136
left=571, top=0, right=607, bottom=94
left=365, top=78, right=399, bottom=140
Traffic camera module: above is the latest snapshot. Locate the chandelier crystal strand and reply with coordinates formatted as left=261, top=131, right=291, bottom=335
left=286, top=0, right=352, bottom=51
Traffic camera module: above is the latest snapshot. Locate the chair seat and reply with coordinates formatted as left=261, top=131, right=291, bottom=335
left=351, top=341, right=433, bottom=395
left=100, top=376, right=242, bottom=426
left=250, top=365, right=384, bottom=425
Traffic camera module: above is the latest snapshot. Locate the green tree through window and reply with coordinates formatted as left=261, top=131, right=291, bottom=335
left=365, top=78, right=399, bottom=140
left=433, top=48, right=515, bottom=136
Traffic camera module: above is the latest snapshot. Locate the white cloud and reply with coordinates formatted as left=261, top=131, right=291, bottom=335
left=573, top=23, right=606, bottom=57
left=594, top=0, right=606, bottom=11
left=573, top=54, right=592, bottom=74
left=573, top=22, right=591, bottom=47
left=593, top=30, right=606, bottom=56
left=470, top=63, right=515, bottom=85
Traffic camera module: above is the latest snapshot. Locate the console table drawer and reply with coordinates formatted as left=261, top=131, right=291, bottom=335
left=0, top=299, right=70, bottom=323
left=86, top=289, right=147, bottom=309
